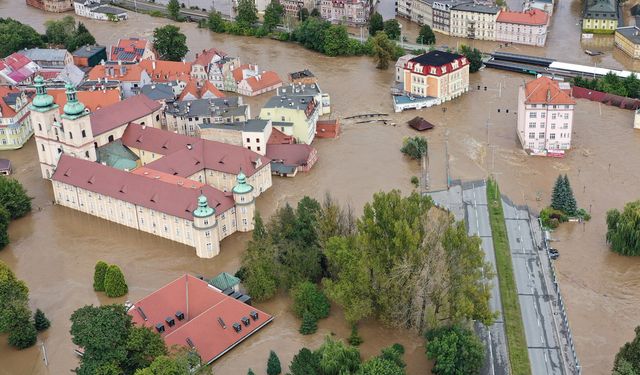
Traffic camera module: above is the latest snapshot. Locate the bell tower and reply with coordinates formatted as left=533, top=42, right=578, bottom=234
left=192, top=194, right=220, bottom=258
left=30, top=75, right=60, bottom=179
left=232, top=171, right=255, bottom=232
left=59, top=83, right=96, bottom=162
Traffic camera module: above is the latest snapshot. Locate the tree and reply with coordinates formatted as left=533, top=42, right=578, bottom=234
left=167, top=0, right=181, bottom=20
left=383, top=19, right=401, bottom=40
left=323, top=25, right=352, bottom=57
left=0, top=18, right=43, bottom=58
left=299, top=7, right=310, bottom=21
left=417, top=24, right=435, bottom=45
left=242, top=236, right=279, bottom=301
left=291, top=281, right=330, bottom=320
left=292, top=17, right=331, bottom=53
left=8, top=309, right=37, bottom=349
left=607, top=201, right=640, bottom=256
left=315, top=336, right=361, bottom=375
left=613, top=326, right=640, bottom=374
left=310, top=7, right=320, bottom=17
left=425, top=325, right=485, bottom=375
left=0, top=177, right=32, bottom=219
left=264, top=0, right=285, bottom=32
left=550, top=174, right=566, bottom=212
left=0, top=261, right=29, bottom=333
left=358, top=356, right=405, bottom=375
left=563, top=174, right=577, bottom=216
left=267, top=350, right=282, bottom=375
left=0, top=205, right=9, bottom=249
left=371, top=31, right=396, bottom=69
left=44, top=15, right=75, bottom=47
left=153, top=25, right=189, bottom=61
left=124, top=327, right=168, bottom=374
left=247, top=369, right=256, bottom=375
left=134, top=349, right=207, bottom=375
left=299, top=312, right=318, bottom=335
left=68, top=23, right=96, bottom=52
left=400, top=136, right=428, bottom=160
left=34, top=308, right=51, bottom=331
left=93, top=261, right=109, bottom=292
left=368, top=12, right=384, bottom=36
left=207, top=11, right=227, bottom=33
left=289, top=348, right=321, bottom=375
left=104, top=264, right=128, bottom=298
left=236, top=0, right=258, bottom=28
left=459, top=44, right=483, bottom=73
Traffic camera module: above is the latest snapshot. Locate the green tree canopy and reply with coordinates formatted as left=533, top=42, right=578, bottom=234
left=0, top=177, right=32, bottom=219
left=299, top=312, right=318, bottom=335
left=292, top=17, right=331, bottom=53
left=0, top=260, right=29, bottom=333
left=167, top=0, right=181, bottom=20
left=459, top=44, right=482, bottom=73
left=68, top=23, right=97, bottom=52
left=383, top=19, right=401, bottom=40
left=550, top=174, right=577, bottom=216
left=425, top=325, right=485, bottom=375
left=153, top=25, right=189, bottom=61
left=310, top=7, right=320, bottom=17
left=315, top=336, right=361, bottom=375
left=104, top=264, right=128, bottom=298
left=613, top=326, right=640, bottom=374
left=207, top=11, right=227, bottom=33
left=43, top=16, right=95, bottom=51
left=291, top=281, right=330, bottom=320
left=236, top=0, right=258, bottom=27
left=34, top=308, right=51, bottom=331
left=323, top=25, right=352, bottom=56
left=368, top=12, right=384, bottom=36
left=607, top=200, right=640, bottom=256
left=417, top=24, right=435, bottom=45
left=299, top=7, right=310, bottom=21
left=93, top=261, right=109, bottom=292
left=134, top=349, right=207, bottom=375
left=0, top=206, right=9, bottom=249
left=124, top=327, right=168, bottom=374
left=0, top=18, right=43, bottom=58
left=267, top=350, right=282, bottom=375
left=371, top=31, right=396, bottom=70
left=400, top=136, right=428, bottom=160
left=263, top=0, right=285, bottom=32
left=289, top=347, right=321, bottom=375
left=7, top=307, right=37, bottom=349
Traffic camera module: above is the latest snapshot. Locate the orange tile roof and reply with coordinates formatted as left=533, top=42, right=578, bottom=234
left=193, top=48, right=227, bottom=67
left=0, top=86, right=20, bottom=118
left=524, top=76, right=576, bottom=105
left=267, top=127, right=293, bottom=145
left=131, top=167, right=206, bottom=189
left=231, top=64, right=256, bottom=83
left=244, top=71, right=282, bottom=91
left=179, top=79, right=224, bottom=100
left=49, top=88, right=121, bottom=114
left=88, top=64, right=146, bottom=82
left=139, top=60, right=193, bottom=82
left=497, top=9, right=548, bottom=25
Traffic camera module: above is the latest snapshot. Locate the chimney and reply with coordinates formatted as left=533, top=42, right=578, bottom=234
left=120, top=65, right=126, bottom=76
left=118, top=60, right=122, bottom=65
left=152, top=60, right=156, bottom=70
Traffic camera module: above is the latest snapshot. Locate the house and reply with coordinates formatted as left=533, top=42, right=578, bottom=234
left=516, top=76, right=576, bottom=154
left=431, top=0, right=473, bottom=35
left=583, top=0, right=618, bottom=34
left=0, top=53, right=40, bottom=85
left=267, top=127, right=294, bottom=145
left=315, top=119, right=340, bottom=138
left=496, top=9, right=549, bottom=47
left=289, top=69, right=318, bottom=85
left=237, top=71, right=283, bottom=97
left=128, top=275, right=273, bottom=363
left=0, top=159, right=11, bottom=175
left=110, top=37, right=156, bottom=62
left=615, top=26, right=640, bottom=59
left=276, top=83, right=331, bottom=115
left=259, top=93, right=320, bottom=145
left=72, top=45, right=108, bottom=68
left=87, top=62, right=152, bottom=97
left=395, top=54, right=416, bottom=83
left=282, top=0, right=315, bottom=16
left=140, top=60, right=193, bottom=83
left=408, top=116, right=435, bottom=131
left=198, top=119, right=272, bottom=156
left=226, top=64, right=258, bottom=93
left=320, top=0, right=369, bottom=26
left=266, top=144, right=318, bottom=177
left=73, top=0, right=128, bottom=20
left=0, top=87, right=33, bottom=150
left=209, top=272, right=241, bottom=292
left=178, top=80, right=224, bottom=101
left=165, top=97, right=249, bottom=136
left=25, top=0, right=73, bottom=12
left=191, top=48, right=235, bottom=85
left=402, top=51, right=470, bottom=102
left=21, top=49, right=73, bottom=70
left=450, top=3, right=500, bottom=40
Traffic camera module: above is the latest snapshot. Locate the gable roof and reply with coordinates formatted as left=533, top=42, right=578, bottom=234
left=243, top=71, right=282, bottom=91
left=179, top=79, right=224, bottom=100
left=497, top=9, right=549, bottom=25
left=110, top=37, right=149, bottom=62
left=90, top=94, right=161, bottom=135
left=140, top=60, right=193, bottom=82
left=52, top=155, right=234, bottom=219
left=209, top=272, right=240, bottom=290
left=0, top=86, right=21, bottom=118
left=21, top=48, right=69, bottom=64
left=231, top=64, right=258, bottom=83
left=524, top=76, right=576, bottom=105
left=49, top=88, right=121, bottom=114
left=193, top=48, right=227, bottom=67
left=266, top=144, right=315, bottom=167
left=88, top=63, right=146, bottom=81
left=128, top=274, right=273, bottom=364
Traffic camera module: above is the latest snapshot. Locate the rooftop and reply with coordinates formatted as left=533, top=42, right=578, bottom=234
left=0, top=159, right=10, bottom=171
left=524, top=76, right=576, bottom=105
left=200, top=119, right=270, bottom=133
left=209, top=272, right=241, bottom=291
left=90, top=94, right=161, bottom=135
left=88, top=63, right=147, bottom=82
left=96, top=139, right=139, bottom=171
left=451, top=2, right=500, bottom=14
left=266, top=144, right=316, bottom=167
left=616, top=26, right=640, bottom=44
left=21, top=48, right=69, bottom=63
left=139, top=60, right=193, bottom=82
left=52, top=155, right=234, bottom=220
left=178, top=79, right=224, bottom=101
left=110, top=37, right=149, bottom=62
left=409, top=50, right=465, bottom=68
left=72, top=45, right=107, bottom=58
left=140, top=83, right=175, bottom=101
left=242, top=71, right=282, bottom=92
left=277, top=83, right=322, bottom=97
left=0, top=87, right=22, bottom=118
left=193, top=48, right=228, bottom=67
left=165, top=97, right=244, bottom=118
left=49, top=88, right=121, bottom=114
left=584, top=0, right=617, bottom=15
left=496, top=9, right=549, bottom=25
left=263, top=94, right=316, bottom=111
left=289, top=69, right=315, bottom=80
left=129, top=274, right=273, bottom=364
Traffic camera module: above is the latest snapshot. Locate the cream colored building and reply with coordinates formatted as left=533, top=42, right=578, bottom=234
left=496, top=9, right=549, bottom=47
left=397, top=0, right=433, bottom=26
left=450, top=3, right=500, bottom=40
left=402, top=51, right=470, bottom=102
left=615, top=26, right=640, bottom=59
left=198, top=119, right=272, bottom=156
left=259, top=95, right=319, bottom=145
left=165, top=97, right=249, bottom=137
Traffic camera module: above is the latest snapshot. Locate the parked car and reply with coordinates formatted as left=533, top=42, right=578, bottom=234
left=549, top=248, right=559, bottom=259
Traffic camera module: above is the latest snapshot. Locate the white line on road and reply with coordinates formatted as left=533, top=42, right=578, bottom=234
left=488, top=330, right=496, bottom=375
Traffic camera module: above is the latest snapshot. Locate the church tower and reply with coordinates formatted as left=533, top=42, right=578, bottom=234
left=59, top=83, right=96, bottom=162
left=30, top=75, right=60, bottom=179
left=192, top=194, right=220, bottom=258
left=232, top=171, right=255, bottom=232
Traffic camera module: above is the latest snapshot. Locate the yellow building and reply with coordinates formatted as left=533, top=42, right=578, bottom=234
left=582, top=0, right=618, bottom=34
left=450, top=3, right=500, bottom=41
left=615, top=26, right=640, bottom=59
left=0, top=87, right=33, bottom=150
left=259, top=94, right=320, bottom=145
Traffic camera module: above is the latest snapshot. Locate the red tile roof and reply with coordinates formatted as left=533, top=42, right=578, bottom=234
left=131, top=167, right=206, bottom=189
left=0, top=86, right=20, bottom=118
left=193, top=48, right=227, bottom=67
left=497, top=9, right=548, bottom=25
left=524, top=76, right=576, bottom=105
left=316, top=119, right=340, bottom=138
left=3, top=53, right=32, bottom=71
left=179, top=79, right=224, bottom=101
left=139, top=60, right=193, bottom=82
left=88, top=64, right=146, bottom=82
left=267, top=128, right=293, bottom=145
left=129, top=274, right=273, bottom=364
left=50, top=88, right=121, bottom=114
left=52, top=155, right=234, bottom=219
left=244, top=71, right=282, bottom=92
left=122, top=123, right=271, bottom=178
left=266, top=144, right=316, bottom=166
left=231, top=64, right=257, bottom=83
left=90, top=94, right=162, bottom=136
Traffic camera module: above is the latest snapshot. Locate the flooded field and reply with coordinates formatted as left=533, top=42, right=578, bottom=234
left=1, top=0, right=640, bottom=373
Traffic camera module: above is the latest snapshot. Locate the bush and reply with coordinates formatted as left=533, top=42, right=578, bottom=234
left=267, top=350, right=282, bottom=375
left=0, top=177, right=32, bottom=219
left=299, top=312, right=318, bottom=335
left=400, top=136, right=428, bottom=160
left=291, top=281, right=330, bottom=320
left=93, top=261, right=109, bottom=292
left=540, top=207, right=567, bottom=229
left=34, top=309, right=50, bottom=331
left=8, top=318, right=37, bottom=349
left=577, top=208, right=591, bottom=221
left=347, top=324, right=363, bottom=346
left=410, top=176, right=419, bottom=188
left=104, top=265, right=128, bottom=298
left=149, top=10, right=164, bottom=17
left=426, top=325, right=484, bottom=375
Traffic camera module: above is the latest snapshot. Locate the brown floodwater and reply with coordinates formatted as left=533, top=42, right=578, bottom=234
left=1, top=0, right=640, bottom=373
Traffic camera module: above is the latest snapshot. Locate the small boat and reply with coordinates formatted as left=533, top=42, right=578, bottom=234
left=584, top=49, right=603, bottom=56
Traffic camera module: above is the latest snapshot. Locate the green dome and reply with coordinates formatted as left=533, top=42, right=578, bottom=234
left=193, top=194, right=215, bottom=218
left=62, top=83, right=86, bottom=117
left=31, top=75, right=54, bottom=109
left=232, top=171, right=254, bottom=195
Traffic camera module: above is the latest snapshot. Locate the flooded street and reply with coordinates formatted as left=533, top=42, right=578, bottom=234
left=1, top=0, right=640, bottom=373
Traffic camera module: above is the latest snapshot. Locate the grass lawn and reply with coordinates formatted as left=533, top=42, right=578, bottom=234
left=486, top=178, right=532, bottom=375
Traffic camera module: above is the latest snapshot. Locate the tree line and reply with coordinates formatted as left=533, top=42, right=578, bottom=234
left=573, top=73, right=640, bottom=99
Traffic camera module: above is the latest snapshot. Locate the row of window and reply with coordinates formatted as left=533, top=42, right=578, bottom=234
left=528, top=132, right=568, bottom=140
left=529, top=112, right=571, bottom=119
left=528, top=122, right=570, bottom=129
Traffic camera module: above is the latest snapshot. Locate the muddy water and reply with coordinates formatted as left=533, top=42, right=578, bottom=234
left=1, top=0, right=640, bottom=373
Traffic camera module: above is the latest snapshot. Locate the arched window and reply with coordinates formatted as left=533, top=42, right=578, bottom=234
left=108, top=135, right=114, bottom=142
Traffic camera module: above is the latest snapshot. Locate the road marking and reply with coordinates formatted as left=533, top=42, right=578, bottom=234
left=488, top=330, right=496, bottom=375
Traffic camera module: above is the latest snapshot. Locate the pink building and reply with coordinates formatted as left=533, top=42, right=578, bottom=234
left=320, top=0, right=369, bottom=26
left=517, top=76, right=576, bottom=155
left=496, top=9, right=548, bottom=47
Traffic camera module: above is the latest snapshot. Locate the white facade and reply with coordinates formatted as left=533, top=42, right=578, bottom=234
left=450, top=6, right=499, bottom=40
left=320, top=0, right=369, bottom=25
left=73, top=0, right=128, bottom=21
left=496, top=21, right=548, bottom=47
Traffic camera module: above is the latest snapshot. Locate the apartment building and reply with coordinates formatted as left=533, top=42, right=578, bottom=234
left=583, top=0, right=618, bottom=34
left=87, top=62, right=152, bottom=97
left=450, top=3, right=500, bottom=40
left=109, top=37, right=156, bottom=62
left=432, top=0, right=472, bottom=35
left=516, top=76, right=576, bottom=154
left=320, top=0, right=369, bottom=26
left=0, top=87, right=33, bottom=150
left=402, top=50, right=470, bottom=102
left=496, top=9, right=549, bottom=47
left=614, top=26, right=640, bottom=59
left=198, top=119, right=272, bottom=156
left=25, top=0, right=73, bottom=12
left=165, top=97, right=249, bottom=136
left=397, top=0, right=433, bottom=26
left=259, top=94, right=320, bottom=145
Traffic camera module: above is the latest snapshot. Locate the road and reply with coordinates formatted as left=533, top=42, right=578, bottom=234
left=501, top=199, right=566, bottom=375
left=429, top=181, right=510, bottom=375
left=112, top=0, right=231, bottom=20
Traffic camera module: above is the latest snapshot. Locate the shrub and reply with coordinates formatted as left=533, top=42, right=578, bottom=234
left=104, top=265, right=128, bottom=298
left=410, top=176, right=419, bottom=188
left=93, top=261, right=108, bottom=292
left=34, top=309, right=50, bottom=331
left=299, top=312, right=318, bottom=335
left=426, top=325, right=484, bottom=375
left=577, top=208, right=591, bottom=221
left=347, top=324, right=363, bottom=346
left=267, top=350, right=282, bottom=375
left=400, top=136, right=428, bottom=160
left=8, top=318, right=37, bottom=349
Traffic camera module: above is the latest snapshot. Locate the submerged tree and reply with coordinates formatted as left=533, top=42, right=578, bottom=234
left=614, top=326, right=640, bottom=374
left=93, top=261, right=109, bottom=292
left=103, top=265, right=128, bottom=298
left=34, top=308, right=51, bottom=331
left=368, top=12, right=384, bottom=36
left=153, top=25, right=188, bottom=61
left=459, top=45, right=483, bottom=73
left=267, top=350, right=282, bottom=375
left=400, top=136, right=428, bottom=160
left=607, top=200, right=640, bottom=256
left=0, top=177, right=32, bottom=219
left=371, top=31, right=396, bottom=70
left=425, top=325, right=484, bottom=375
